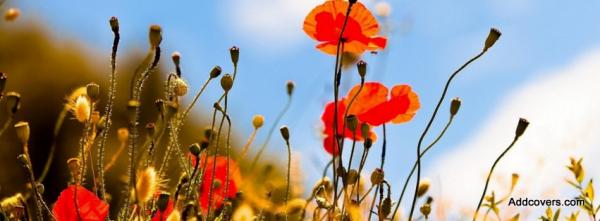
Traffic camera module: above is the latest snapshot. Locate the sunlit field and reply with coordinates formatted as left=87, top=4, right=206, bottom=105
left=1, top=0, right=599, bottom=220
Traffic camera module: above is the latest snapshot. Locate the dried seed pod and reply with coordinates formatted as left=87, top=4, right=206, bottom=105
left=484, top=28, right=501, bottom=52
left=210, top=65, right=222, bottom=78
left=280, top=126, right=290, bottom=141
left=357, top=60, right=367, bottom=78
left=515, top=118, right=529, bottom=138
left=221, top=74, right=234, bottom=91
left=286, top=81, right=295, bottom=96
left=379, top=197, right=392, bottom=220
left=230, top=46, right=239, bottom=65
left=14, top=121, right=30, bottom=145
left=450, top=97, right=461, bottom=116
left=370, top=168, right=384, bottom=185
left=149, top=25, right=162, bottom=48
left=86, top=83, right=100, bottom=101
left=346, top=115, right=358, bottom=132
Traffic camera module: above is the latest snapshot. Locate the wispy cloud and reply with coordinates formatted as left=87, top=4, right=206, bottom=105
left=426, top=48, right=600, bottom=219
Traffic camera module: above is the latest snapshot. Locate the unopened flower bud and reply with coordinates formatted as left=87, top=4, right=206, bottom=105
left=36, top=183, right=45, bottom=194
left=450, top=97, right=461, bottom=116
left=420, top=203, right=431, bottom=218
left=346, top=115, right=358, bottom=132
left=149, top=25, right=162, bottom=48
left=210, top=66, right=222, bottom=79
left=483, top=28, right=501, bottom=52
left=157, top=192, right=171, bottom=212
left=348, top=0, right=357, bottom=4
left=360, top=123, right=370, bottom=139
left=280, top=126, right=290, bottom=141
left=109, top=16, right=119, bottom=33
left=252, top=114, right=264, bottom=129
left=220, top=74, right=233, bottom=91
left=357, top=60, right=367, bottom=78
left=4, top=8, right=20, bottom=21
left=117, top=128, right=129, bottom=143
left=515, top=118, right=529, bottom=138
left=189, top=143, right=202, bottom=156
left=14, top=121, right=30, bottom=145
left=230, top=46, right=239, bottom=65
left=5, top=91, right=21, bottom=114
left=417, top=178, right=430, bottom=197
left=286, top=81, right=295, bottom=97
left=86, top=83, right=100, bottom=101
left=213, top=102, right=223, bottom=111
left=203, top=128, right=214, bottom=140
left=171, top=51, right=180, bottom=66
left=379, top=197, right=392, bottom=220
left=346, top=169, right=358, bottom=184
left=370, top=168, right=384, bottom=185
left=364, top=138, right=373, bottom=149
left=67, top=158, right=81, bottom=176
left=172, top=77, right=188, bottom=97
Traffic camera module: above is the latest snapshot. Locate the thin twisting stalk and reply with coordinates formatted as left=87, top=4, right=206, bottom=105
left=250, top=96, right=292, bottom=170
left=37, top=107, right=67, bottom=183
left=408, top=50, right=486, bottom=220
left=206, top=93, right=228, bottom=220
left=284, top=138, right=292, bottom=221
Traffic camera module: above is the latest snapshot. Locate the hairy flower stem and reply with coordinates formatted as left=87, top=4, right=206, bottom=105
left=283, top=138, right=292, bottom=221
left=473, top=137, right=519, bottom=221
left=206, top=94, right=228, bottom=221
left=249, top=96, right=292, bottom=171
left=215, top=106, right=233, bottom=198
left=391, top=116, right=454, bottom=219
left=408, top=50, right=486, bottom=220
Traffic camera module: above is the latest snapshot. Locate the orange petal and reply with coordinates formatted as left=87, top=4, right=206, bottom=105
left=391, top=85, right=420, bottom=124
left=345, top=82, right=388, bottom=115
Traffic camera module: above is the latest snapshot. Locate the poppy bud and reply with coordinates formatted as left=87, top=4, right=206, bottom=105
left=189, top=143, right=202, bottom=156
left=346, top=115, right=358, bottom=132
left=483, top=28, right=501, bottom=52
left=157, top=192, right=171, bottom=212
left=127, top=100, right=141, bottom=125
left=364, top=138, right=373, bottom=149
left=14, top=121, right=30, bottom=145
left=280, top=126, right=290, bottom=141
left=370, top=168, right=384, bottom=185
left=221, top=74, right=233, bottom=92
left=203, top=127, right=215, bottom=140
left=67, top=158, right=81, bottom=177
left=109, top=16, right=119, bottom=33
left=252, top=114, right=264, bottom=129
left=450, top=97, right=461, bottom=116
left=149, top=25, right=162, bottom=48
left=171, top=51, right=180, bottom=66
left=200, top=140, right=210, bottom=150
left=360, top=123, right=370, bottom=139
left=356, top=60, right=367, bottom=78
left=337, top=166, right=347, bottom=179
left=17, top=154, right=29, bottom=168
left=346, top=169, right=358, bottom=184
left=4, top=8, right=20, bottom=21
left=117, top=128, right=129, bottom=143
left=86, top=82, right=100, bottom=101
left=213, top=102, right=223, bottom=111
left=230, top=46, right=239, bottom=65
left=286, top=80, right=295, bottom=97
left=420, top=203, right=431, bottom=219
left=172, top=77, right=188, bottom=97
left=0, top=72, right=7, bottom=95
left=210, top=65, right=222, bottom=79
left=515, top=118, right=529, bottom=139
left=417, top=178, right=430, bottom=197
left=379, top=197, right=392, bottom=220
left=145, top=123, right=156, bottom=138
left=5, top=91, right=21, bottom=114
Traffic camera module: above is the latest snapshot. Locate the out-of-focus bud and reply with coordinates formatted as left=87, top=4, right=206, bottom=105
left=117, top=128, right=129, bottom=143
left=515, top=118, right=529, bottom=139
left=157, top=192, right=171, bottom=212
left=252, top=114, right=264, bottom=129
left=417, top=178, right=431, bottom=197
left=86, top=83, right=100, bottom=101
left=127, top=100, right=141, bottom=125
left=155, top=99, right=165, bottom=114
left=189, top=143, right=202, bottom=157
left=346, top=115, right=358, bottom=132
left=5, top=91, right=21, bottom=114
left=374, top=2, right=391, bottom=17
left=172, top=77, right=188, bottom=97
left=286, top=81, right=295, bottom=97
left=149, top=25, right=163, bottom=48
left=67, top=158, right=81, bottom=179
left=420, top=203, right=431, bottom=219
left=200, top=140, right=210, bottom=151
left=280, top=126, right=290, bottom=141
left=4, top=8, right=20, bottom=21
left=14, top=121, right=30, bottom=145
left=370, top=168, right=384, bottom=185
left=203, top=127, right=214, bottom=140
left=210, top=66, right=222, bottom=79
left=221, top=74, right=233, bottom=92
left=230, top=46, right=239, bottom=65
left=483, top=28, right=501, bottom=52
left=346, top=169, right=358, bottom=184
left=364, top=138, right=373, bottom=149
left=171, top=51, right=180, bottom=66
left=450, top=97, right=461, bottom=116
left=356, top=60, right=367, bottom=78
left=109, top=16, right=119, bottom=33
left=287, top=198, right=307, bottom=215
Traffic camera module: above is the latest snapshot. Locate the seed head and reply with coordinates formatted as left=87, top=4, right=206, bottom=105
left=149, top=25, right=163, bottom=48
left=136, top=166, right=158, bottom=203
left=71, top=95, right=91, bottom=123
left=14, top=121, right=30, bottom=145
left=356, top=60, right=367, bottom=78
left=515, top=118, right=529, bottom=139
left=210, top=65, right=222, bottom=79
left=450, top=97, right=461, bottom=116
left=484, top=28, right=502, bottom=52
left=417, top=178, right=431, bottom=197
left=86, top=82, right=100, bottom=101
left=172, top=77, right=188, bottom=97
left=221, top=74, right=233, bottom=91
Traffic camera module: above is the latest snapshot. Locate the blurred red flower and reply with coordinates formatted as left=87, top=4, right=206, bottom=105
left=52, top=185, right=109, bottom=221
left=303, top=0, right=387, bottom=55
left=150, top=199, right=174, bottom=221
left=321, top=82, right=419, bottom=155
left=195, top=155, right=240, bottom=214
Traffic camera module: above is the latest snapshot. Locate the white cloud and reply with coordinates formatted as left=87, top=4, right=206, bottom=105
left=426, top=49, right=600, bottom=219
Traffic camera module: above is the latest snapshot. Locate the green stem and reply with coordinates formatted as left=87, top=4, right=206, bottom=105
left=249, top=96, right=292, bottom=171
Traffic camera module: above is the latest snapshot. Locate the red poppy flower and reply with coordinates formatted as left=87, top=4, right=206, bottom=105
left=53, top=185, right=109, bottom=221
left=304, top=0, right=387, bottom=55
left=151, top=199, right=174, bottom=221
left=321, top=99, right=377, bottom=155
left=344, top=82, right=420, bottom=126
left=195, top=155, right=241, bottom=214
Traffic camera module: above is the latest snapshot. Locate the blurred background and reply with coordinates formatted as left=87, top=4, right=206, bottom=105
left=2, top=0, right=600, bottom=219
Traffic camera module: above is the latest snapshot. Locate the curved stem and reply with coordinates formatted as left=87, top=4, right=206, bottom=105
left=249, top=96, right=292, bottom=170
left=206, top=93, right=228, bottom=220
left=284, top=139, right=292, bottom=221
left=408, top=50, right=486, bottom=220
left=37, top=107, right=68, bottom=183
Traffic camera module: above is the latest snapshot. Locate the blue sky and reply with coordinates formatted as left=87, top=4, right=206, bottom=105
left=10, top=0, right=600, bottom=216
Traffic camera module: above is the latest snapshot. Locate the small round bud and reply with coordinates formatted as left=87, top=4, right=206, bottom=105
left=5, top=91, right=21, bottom=114
left=450, top=97, right=461, bottom=116
left=230, top=46, right=239, bottom=65
left=109, top=16, right=119, bottom=33
left=157, top=192, right=171, bottom=212
left=149, top=25, right=162, bottom=48
left=356, top=60, right=367, bottom=78
left=337, top=166, right=347, bottom=179
left=417, top=178, right=430, bottom=197
left=286, top=81, right=295, bottom=97
left=252, top=114, right=264, bottom=129
left=4, top=8, right=20, bottom=21
left=203, top=128, right=214, bottom=140
left=171, top=51, right=181, bottom=66
left=515, top=118, right=529, bottom=138
left=0, top=72, right=7, bottom=94
left=14, top=121, right=30, bottom=145
left=36, top=183, right=45, bottom=194
left=370, top=168, right=384, bottom=185
left=189, top=143, right=202, bottom=156
left=420, top=203, right=431, bottom=218
left=117, top=128, right=129, bottom=143
left=67, top=158, right=81, bottom=175
left=172, top=77, right=188, bottom=97
left=484, top=28, right=501, bottom=52
left=213, top=102, right=223, bottom=111
left=346, top=169, right=359, bottom=184
left=17, top=154, right=29, bottom=168
left=86, top=83, right=100, bottom=101
left=280, top=126, right=290, bottom=141
left=346, top=115, right=358, bottom=132
left=210, top=66, right=222, bottom=79
left=220, top=74, right=233, bottom=91
left=200, top=140, right=209, bottom=150
left=374, top=2, right=391, bottom=17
